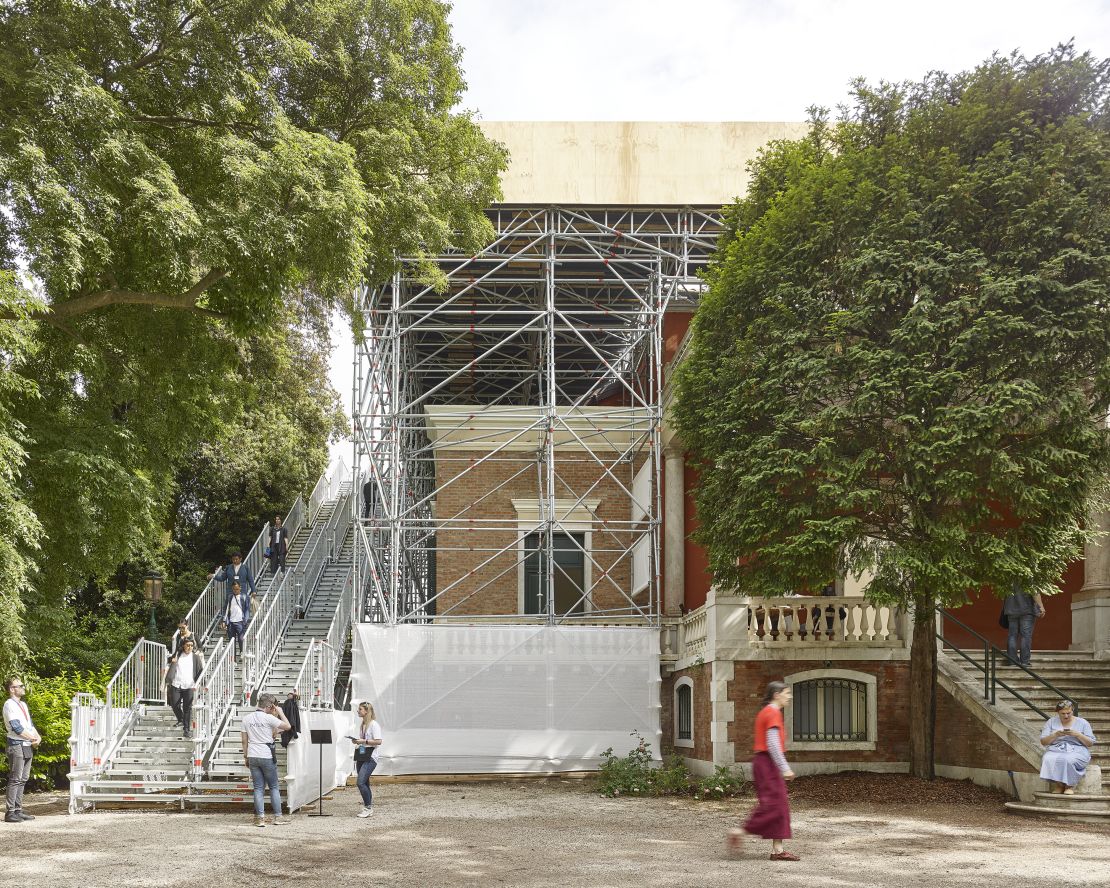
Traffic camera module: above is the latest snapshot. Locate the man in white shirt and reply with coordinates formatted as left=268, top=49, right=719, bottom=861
left=221, top=580, right=251, bottom=654
left=4, top=677, right=41, bottom=823
left=166, top=639, right=205, bottom=739
left=241, top=693, right=291, bottom=828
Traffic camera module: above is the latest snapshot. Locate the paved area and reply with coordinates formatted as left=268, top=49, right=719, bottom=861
left=4, top=780, right=1109, bottom=887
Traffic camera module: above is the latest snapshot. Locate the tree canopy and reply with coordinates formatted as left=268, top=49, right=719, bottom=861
left=0, top=0, right=506, bottom=675
left=672, top=45, right=1110, bottom=775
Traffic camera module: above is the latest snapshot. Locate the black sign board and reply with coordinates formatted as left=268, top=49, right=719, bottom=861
left=309, top=729, right=332, bottom=745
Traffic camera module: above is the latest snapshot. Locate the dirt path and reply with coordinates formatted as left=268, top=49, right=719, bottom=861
left=4, top=780, right=1108, bottom=888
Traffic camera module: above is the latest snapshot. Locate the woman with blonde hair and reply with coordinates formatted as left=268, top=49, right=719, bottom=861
left=348, top=701, right=383, bottom=817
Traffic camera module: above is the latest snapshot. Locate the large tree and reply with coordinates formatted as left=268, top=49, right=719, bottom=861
left=673, top=45, right=1110, bottom=777
left=0, top=0, right=506, bottom=668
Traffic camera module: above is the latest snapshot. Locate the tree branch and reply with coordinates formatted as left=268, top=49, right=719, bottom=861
left=0, top=269, right=230, bottom=322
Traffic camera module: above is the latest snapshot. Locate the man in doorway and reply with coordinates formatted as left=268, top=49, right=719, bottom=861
left=166, top=638, right=205, bottom=738
left=3, top=677, right=40, bottom=823
left=241, top=693, right=291, bottom=827
left=1003, top=583, right=1046, bottom=668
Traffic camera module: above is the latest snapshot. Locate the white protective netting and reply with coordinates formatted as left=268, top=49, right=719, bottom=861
left=352, top=624, right=661, bottom=775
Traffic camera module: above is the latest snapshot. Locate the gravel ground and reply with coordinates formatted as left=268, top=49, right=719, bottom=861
left=4, top=776, right=1109, bottom=888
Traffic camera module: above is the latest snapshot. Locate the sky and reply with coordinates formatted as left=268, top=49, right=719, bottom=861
left=328, top=0, right=1110, bottom=463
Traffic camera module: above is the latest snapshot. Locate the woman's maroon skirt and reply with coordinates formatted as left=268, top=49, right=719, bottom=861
left=743, top=752, right=792, bottom=840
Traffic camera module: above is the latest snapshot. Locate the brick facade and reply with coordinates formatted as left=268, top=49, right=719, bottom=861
left=660, top=665, right=712, bottom=761
left=728, top=661, right=911, bottom=764
left=434, top=448, right=637, bottom=614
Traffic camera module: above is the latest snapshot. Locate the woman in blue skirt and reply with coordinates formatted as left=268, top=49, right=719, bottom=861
left=1040, top=700, right=1096, bottom=794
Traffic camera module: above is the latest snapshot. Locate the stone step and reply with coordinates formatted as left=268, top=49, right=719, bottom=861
left=1005, top=801, right=1110, bottom=823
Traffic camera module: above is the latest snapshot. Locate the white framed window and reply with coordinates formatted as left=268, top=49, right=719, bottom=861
left=674, top=676, right=694, bottom=749
left=512, top=499, right=599, bottom=615
left=784, top=669, right=877, bottom=751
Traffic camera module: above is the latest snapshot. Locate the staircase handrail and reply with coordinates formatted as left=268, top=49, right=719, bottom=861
left=937, top=607, right=1080, bottom=718
left=322, top=562, right=355, bottom=674
left=99, top=637, right=168, bottom=775
left=193, top=638, right=237, bottom=776
left=184, top=493, right=306, bottom=652
left=295, top=496, right=346, bottom=615
left=329, top=489, right=353, bottom=561
left=328, top=456, right=349, bottom=501
left=292, top=640, right=318, bottom=709
left=309, top=457, right=346, bottom=523
left=241, top=567, right=297, bottom=702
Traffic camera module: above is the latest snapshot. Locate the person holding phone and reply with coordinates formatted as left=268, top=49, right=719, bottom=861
left=1040, top=699, right=1096, bottom=794
left=241, top=693, right=292, bottom=827
left=349, top=701, right=383, bottom=818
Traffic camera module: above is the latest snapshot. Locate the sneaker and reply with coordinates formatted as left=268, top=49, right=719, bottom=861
left=255, top=816, right=266, bottom=828
left=17, top=812, right=34, bottom=821
left=357, top=806, right=373, bottom=818
left=4, top=814, right=22, bottom=823
left=270, top=817, right=289, bottom=825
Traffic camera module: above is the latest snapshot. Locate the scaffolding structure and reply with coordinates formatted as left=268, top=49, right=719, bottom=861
left=352, top=206, right=721, bottom=625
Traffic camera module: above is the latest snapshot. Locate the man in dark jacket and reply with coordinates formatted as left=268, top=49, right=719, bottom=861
left=220, top=581, right=252, bottom=654
left=1003, top=584, right=1046, bottom=667
left=268, top=515, right=290, bottom=576
left=211, top=552, right=257, bottom=600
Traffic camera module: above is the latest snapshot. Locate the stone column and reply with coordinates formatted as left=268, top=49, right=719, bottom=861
left=1072, top=507, right=1110, bottom=657
left=663, top=445, right=686, bottom=616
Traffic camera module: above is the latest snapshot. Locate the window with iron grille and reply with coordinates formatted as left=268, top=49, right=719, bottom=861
left=792, top=678, right=867, bottom=742
left=676, top=683, right=692, bottom=741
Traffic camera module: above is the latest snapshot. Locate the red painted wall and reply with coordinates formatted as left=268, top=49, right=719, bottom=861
left=944, top=560, right=1083, bottom=651
left=683, top=462, right=713, bottom=611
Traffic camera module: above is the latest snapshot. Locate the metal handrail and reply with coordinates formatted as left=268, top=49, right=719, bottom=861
left=241, top=567, right=296, bottom=702
left=193, top=639, right=237, bottom=776
left=99, top=637, right=167, bottom=774
left=937, top=608, right=1080, bottom=718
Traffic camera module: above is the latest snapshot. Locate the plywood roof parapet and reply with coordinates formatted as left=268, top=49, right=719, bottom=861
left=478, top=121, right=810, bottom=206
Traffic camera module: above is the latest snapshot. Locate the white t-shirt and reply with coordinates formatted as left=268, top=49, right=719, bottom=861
left=3, top=697, right=37, bottom=746
left=228, top=596, right=245, bottom=624
left=241, top=710, right=283, bottom=758
left=172, top=653, right=198, bottom=690
left=356, top=719, right=383, bottom=761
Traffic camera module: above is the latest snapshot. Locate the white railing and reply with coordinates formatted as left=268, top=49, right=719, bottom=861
left=329, top=491, right=353, bottom=561
left=182, top=492, right=308, bottom=651
left=241, top=567, right=296, bottom=702
left=310, top=456, right=347, bottom=523
left=747, top=596, right=906, bottom=645
left=292, top=639, right=340, bottom=711
left=323, top=564, right=355, bottom=663
left=68, top=692, right=103, bottom=775
left=100, top=637, right=167, bottom=772
left=679, top=603, right=709, bottom=662
left=193, top=639, right=237, bottom=777
left=293, top=517, right=330, bottom=612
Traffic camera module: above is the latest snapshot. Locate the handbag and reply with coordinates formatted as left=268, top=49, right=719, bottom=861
left=998, top=606, right=1009, bottom=629
left=354, top=744, right=373, bottom=764
left=264, top=546, right=272, bottom=558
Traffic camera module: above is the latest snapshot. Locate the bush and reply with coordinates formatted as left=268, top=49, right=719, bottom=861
left=693, top=765, right=750, bottom=799
left=2, top=669, right=110, bottom=789
left=597, top=733, right=750, bottom=799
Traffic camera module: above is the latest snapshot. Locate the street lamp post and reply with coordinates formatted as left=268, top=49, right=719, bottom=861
left=143, top=572, right=164, bottom=639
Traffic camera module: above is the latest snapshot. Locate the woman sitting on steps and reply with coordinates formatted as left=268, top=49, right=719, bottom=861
left=1039, top=699, right=1096, bottom=794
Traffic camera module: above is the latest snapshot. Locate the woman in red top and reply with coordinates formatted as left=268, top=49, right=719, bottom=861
left=729, top=680, right=798, bottom=861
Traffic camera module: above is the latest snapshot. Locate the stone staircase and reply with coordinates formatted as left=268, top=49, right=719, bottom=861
left=71, top=496, right=336, bottom=810
left=204, top=528, right=353, bottom=782
left=943, top=649, right=1110, bottom=823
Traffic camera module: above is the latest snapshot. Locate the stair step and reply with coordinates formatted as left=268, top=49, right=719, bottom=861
left=1005, top=801, right=1110, bottom=823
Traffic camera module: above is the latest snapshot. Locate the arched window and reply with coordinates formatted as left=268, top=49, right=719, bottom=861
left=674, top=677, right=694, bottom=749
left=792, top=677, right=868, bottom=742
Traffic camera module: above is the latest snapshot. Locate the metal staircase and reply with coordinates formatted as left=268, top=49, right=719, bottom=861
left=68, top=462, right=356, bottom=812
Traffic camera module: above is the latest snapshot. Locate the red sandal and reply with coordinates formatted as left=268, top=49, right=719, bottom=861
left=770, top=851, right=801, bottom=861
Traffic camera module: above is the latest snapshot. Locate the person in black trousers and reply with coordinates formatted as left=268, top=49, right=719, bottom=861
left=268, top=515, right=290, bottom=575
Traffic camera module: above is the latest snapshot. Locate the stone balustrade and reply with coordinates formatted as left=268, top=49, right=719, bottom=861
left=748, top=596, right=906, bottom=646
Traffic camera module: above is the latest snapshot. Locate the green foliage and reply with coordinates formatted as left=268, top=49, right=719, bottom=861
left=693, top=765, right=750, bottom=800
left=6, top=670, right=111, bottom=788
left=673, top=44, right=1110, bottom=610
left=596, top=733, right=747, bottom=799
left=0, top=0, right=505, bottom=674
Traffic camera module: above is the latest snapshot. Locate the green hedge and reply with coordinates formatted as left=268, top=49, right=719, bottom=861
left=3, top=670, right=110, bottom=789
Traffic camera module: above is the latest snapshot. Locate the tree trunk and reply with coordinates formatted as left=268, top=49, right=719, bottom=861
left=908, top=594, right=937, bottom=779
